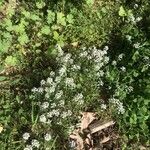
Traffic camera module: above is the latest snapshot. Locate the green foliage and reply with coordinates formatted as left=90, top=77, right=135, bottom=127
left=0, top=0, right=150, bottom=149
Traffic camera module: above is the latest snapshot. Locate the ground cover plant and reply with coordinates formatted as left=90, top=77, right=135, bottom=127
left=0, top=0, right=150, bottom=149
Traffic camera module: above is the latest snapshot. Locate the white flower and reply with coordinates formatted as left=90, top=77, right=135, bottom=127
left=41, top=102, right=49, bottom=109
left=126, top=35, right=132, bottom=41
left=103, top=46, right=109, bottom=51
left=62, top=53, right=72, bottom=63
left=144, top=56, right=149, bottom=61
left=44, top=133, right=52, bottom=141
left=104, top=56, right=109, bottom=63
left=101, top=104, right=107, bottom=110
left=47, top=112, right=53, bottom=118
left=51, top=103, right=57, bottom=108
left=61, top=112, right=68, bottom=118
left=67, top=110, right=72, bottom=116
left=31, top=87, right=38, bottom=93
left=55, top=76, right=61, bottom=83
left=109, top=98, right=125, bottom=114
left=52, top=109, right=60, bottom=117
left=40, top=80, right=46, bottom=85
left=94, top=65, right=101, bottom=71
left=31, top=139, right=40, bottom=148
left=117, top=103, right=125, bottom=114
left=65, top=78, right=76, bottom=88
left=73, top=65, right=81, bottom=70
left=134, top=4, right=138, bottom=9
left=69, top=58, right=74, bottom=64
left=112, top=60, right=117, bottom=66
left=74, top=93, right=83, bottom=101
left=99, top=70, right=104, bottom=76
left=55, top=90, right=63, bottom=99
left=120, top=66, right=126, bottom=72
left=45, top=93, right=50, bottom=99
left=118, top=54, right=124, bottom=60
left=39, top=114, right=47, bottom=123
left=38, top=87, right=44, bottom=93
left=80, top=51, right=88, bottom=57
left=55, top=44, right=64, bottom=57
left=24, top=145, right=32, bottom=150
left=73, top=93, right=84, bottom=105
left=49, top=85, right=56, bottom=94
left=59, top=66, right=66, bottom=76
left=47, top=119, right=52, bottom=124
left=128, top=86, right=133, bottom=92
left=59, top=100, right=65, bottom=106
left=50, top=71, right=55, bottom=77
left=136, top=17, right=142, bottom=22
left=22, top=132, right=30, bottom=140
left=129, top=15, right=136, bottom=23
left=47, top=77, right=53, bottom=85
left=133, top=43, right=140, bottom=49
left=99, top=80, right=104, bottom=86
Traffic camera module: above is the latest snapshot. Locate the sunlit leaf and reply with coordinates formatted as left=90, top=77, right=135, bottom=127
left=119, top=6, right=127, bottom=17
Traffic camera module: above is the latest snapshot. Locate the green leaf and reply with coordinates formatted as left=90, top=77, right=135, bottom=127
left=141, top=65, right=149, bottom=72
left=132, top=51, right=139, bottom=61
left=22, top=10, right=30, bottom=18
left=5, top=56, right=18, bottom=66
left=53, top=31, right=59, bottom=40
left=119, top=6, right=127, bottom=17
left=0, top=76, right=7, bottom=81
left=0, top=39, right=11, bottom=53
left=30, top=14, right=40, bottom=21
left=18, top=33, right=29, bottom=45
left=66, top=14, right=74, bottom=24
left=41, top=25, right=51, bottom=35
left=36, top=1, right=45, bottom=9
left=47, top=10, right=55, bottom=24
left=86, top=0, right=94, bottom=6
left=57, top=12, right=66, bottom=26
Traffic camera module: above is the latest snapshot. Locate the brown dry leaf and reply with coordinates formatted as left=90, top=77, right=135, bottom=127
left=80, top=112, right=96, bottom=131
left=70, top=130, right=84, bottom=150
left=100, top=136, right=110, bottom=144
left=85, top=133, right=93, bottom=150
left=139, top=146, right=146, bottom=150
left=71, top=42, right=78, bottom=47
left=90, top=120, right=115, bottom=134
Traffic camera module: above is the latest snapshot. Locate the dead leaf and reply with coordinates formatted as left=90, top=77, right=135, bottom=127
left=85, top=133, right=93, bottom=150
left=139, top=146, right=146, bottom=150
left=71, top=42, right=78, bottom=47
left=89, top=120, right=115, bottom=134
left=80, top=112, right=96, bottom=131
left=70, top=129, right=84, bottom=150
left=100, top=136, right=110, bottom=144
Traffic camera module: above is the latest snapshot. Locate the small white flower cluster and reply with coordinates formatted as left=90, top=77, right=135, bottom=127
left=23, top=132, right=40, bottom=150
left=128, top=14, right=142, bottom=24
left=133, top=42, right=140, bottom=49
left=23, top=132, right=52, bottom=149
left=109, top=98, right=125, bottom=114
left=101, top=104, right=107, bottom=110
left=118, top=53, right=124, bottom=61
left=120, top=66, right=126, bottom=72
left=23, top=132, right=30, bottom=140
left=44, top=133, right=52, bottom=141
left=31, top=44, right=111, bottom=139
left=73, top=93, right=84, bottom=105
left=124, top=85, right=133, bottom=93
